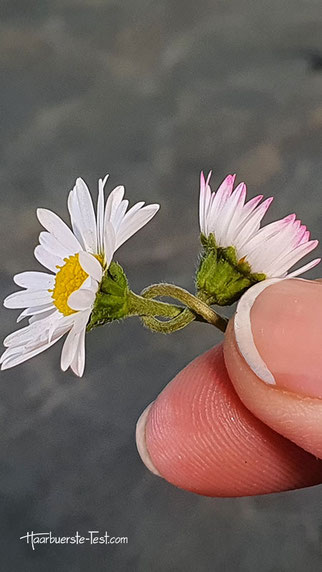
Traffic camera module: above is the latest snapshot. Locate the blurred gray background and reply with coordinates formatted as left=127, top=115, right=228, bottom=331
left=0, top=1, right=322, bottom=570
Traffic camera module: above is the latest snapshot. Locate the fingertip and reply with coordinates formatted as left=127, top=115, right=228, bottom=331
left=136, top=402, right=161, bottom=477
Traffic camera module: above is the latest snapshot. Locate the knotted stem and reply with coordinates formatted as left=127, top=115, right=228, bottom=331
left=140, top=283, right=228, bottom=333
left=127, top=291, right=183, bottom=320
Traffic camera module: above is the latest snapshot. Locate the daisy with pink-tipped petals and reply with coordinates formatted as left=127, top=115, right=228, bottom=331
left=199, top=171, right=320, bottom=278
left=197, top=172, right=320, bottom=305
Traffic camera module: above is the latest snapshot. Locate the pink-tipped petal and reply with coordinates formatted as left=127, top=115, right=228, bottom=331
left=205, top=171, right=212, bottom=187
left=287, top=258, right=321, bottom=278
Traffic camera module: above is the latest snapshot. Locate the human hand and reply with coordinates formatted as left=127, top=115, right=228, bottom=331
left=136, top=279, right=322, bottom=497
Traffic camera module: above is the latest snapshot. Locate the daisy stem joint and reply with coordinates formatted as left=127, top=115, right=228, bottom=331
left=87, top=261, right=228, bottom=334
left=139, top=283, right=228, bottom=334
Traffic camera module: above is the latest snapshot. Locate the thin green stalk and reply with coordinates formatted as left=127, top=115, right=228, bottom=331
left=128, top=291, right=183, bottom=319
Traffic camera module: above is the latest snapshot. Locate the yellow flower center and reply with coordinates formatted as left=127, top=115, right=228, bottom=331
left=49, top=254, right=88, bottom=316
left=49, top=253, right=104, bottom=316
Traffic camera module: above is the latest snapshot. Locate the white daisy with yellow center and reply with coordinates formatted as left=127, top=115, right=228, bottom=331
left=1, top=175, right=159, bottom=376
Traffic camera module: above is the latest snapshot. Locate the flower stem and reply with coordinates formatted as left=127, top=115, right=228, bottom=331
left=140, top=283, right=228, bottom=333
left=127, top=291, right=183, bottom=319
left=141, top=308, right=195, bottom=333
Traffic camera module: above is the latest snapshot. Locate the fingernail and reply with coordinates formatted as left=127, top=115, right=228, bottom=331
left=234, top=278, right=322, bottom=399
left=136, top=402, right=161, bottom=477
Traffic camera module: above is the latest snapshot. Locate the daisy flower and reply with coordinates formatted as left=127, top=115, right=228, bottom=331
left=199, top=171, right=320, bottom=279
left=1, top=175, right=159, bottom=376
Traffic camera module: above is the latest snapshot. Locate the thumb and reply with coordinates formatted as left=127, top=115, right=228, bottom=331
left=224, top=277, right=322, bottom=459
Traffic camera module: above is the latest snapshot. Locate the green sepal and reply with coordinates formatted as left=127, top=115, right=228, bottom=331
left=201, top=232, right=217, bottom=250
left=86, top=261, right=130, bottom=331
left=196, top=238, right=266, bottom=306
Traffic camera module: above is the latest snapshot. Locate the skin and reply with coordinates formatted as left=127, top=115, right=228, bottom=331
left=135, top=279, right=322, bottom=497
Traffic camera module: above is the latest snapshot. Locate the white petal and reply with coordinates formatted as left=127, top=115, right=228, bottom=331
left=113, top=201, right=145, bottom=240
left=112, top=199, right=129, bottom=230
left=199, top=172, right=212, bottom=236
left=28, top=308, right=56, bottom=324
left=47, top=313, right=68, bottom=343
left=121, top=201, right=145, bottom=222
left=4, top=289, right=52, bottom=309
left=104, top=185, right=125, bottom=226
left=287, top=258, right=321, bottom=277
left=271, top=240, right=319, bottom=276
left=37, top=208, right=82, bottom=253
left=60, top=312, right=88, bottom=373
left=233, top=198, right=274, bottom=255
left=104, top=221, right=116, bottom=268
left=61, top=327, right=80, bottom=371
left=234, top=198, right=272, bottom=258
left=39, top=232, right=71, bottom=259
left=68, top=188, right=85, bottom=248
left=247, top=220, right=302, bottom=274
left=4, top=322, right=43, bottom=348
left=17, top=303, right=54, bottom=322
left=68, top=288, right=95, bottom=311
left=0, top=345, right=22, bottom=365
left=114, top=204, right=160, bottom=250
left=79, top=251, right=103, bottom=282
left=1, top=329, right=67, bottom=371
left=4, top=310, right=61, bottom=347
left=231, top=194, right=265, bottom=244
left=73, top=178, right=97, bottom=253
left=206, top=174, right=236, bottom=234
left=70, top=325, right=87, bottom=377
left=215, top=183, right=246, bottom=246
left=81, top=275, right=93, bottom=290
left=97, top=175, right=108, bottom=254
left=243, top=216, right=289, bottom=252
left=34, top=245, right=63, bottom=273
left=14, top=271, right=55, bottom=290
left=221, top=183, right=247, bottom=246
